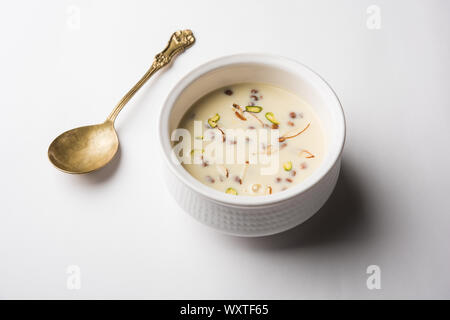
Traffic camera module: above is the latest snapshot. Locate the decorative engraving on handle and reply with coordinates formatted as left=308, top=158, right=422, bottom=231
left=153, top=29, right=195, bottom=69
left=107, top=30, right=195, bottom=122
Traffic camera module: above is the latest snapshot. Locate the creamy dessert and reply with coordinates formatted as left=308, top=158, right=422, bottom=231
left=174, top=83, right=325, bottom=196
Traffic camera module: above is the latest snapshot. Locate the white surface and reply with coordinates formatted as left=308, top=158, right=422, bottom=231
left=0, top=0, right=449, bottom=299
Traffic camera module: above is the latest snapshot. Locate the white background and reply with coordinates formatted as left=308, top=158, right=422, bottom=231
left=1, top=0, right=449, bottom=299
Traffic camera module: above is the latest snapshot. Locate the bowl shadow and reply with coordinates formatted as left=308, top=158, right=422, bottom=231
left=223, top=159, right=372, bottom=250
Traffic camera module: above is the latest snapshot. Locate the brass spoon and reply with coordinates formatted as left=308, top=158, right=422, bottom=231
left=48, top=30, right=195, bottom=174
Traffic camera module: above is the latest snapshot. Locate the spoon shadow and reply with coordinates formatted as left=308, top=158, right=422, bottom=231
left=220, top=160, right=373, bottom=250
left=78, top=146, right=122, bottom=184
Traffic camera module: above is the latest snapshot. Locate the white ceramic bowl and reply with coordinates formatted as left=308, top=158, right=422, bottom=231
left=159, top=54, right=345, bottom=237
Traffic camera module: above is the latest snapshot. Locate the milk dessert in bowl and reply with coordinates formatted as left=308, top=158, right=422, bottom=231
left=176, top=83, right=325, bottom=196
left=159, top=54, right=345, bottom=236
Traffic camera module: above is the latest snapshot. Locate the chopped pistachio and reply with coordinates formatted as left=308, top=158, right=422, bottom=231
left=207, top=119, right=217, bottom=128
left=225, top=187, right=238, bottom=195
left=283, top=161, right=292, bottom=171
left=265, top=112, right=279, bottom=125
left=190, top=149, right=204, bottom=155
left=207, top=113, right=220, bottom=128
left=245, top=105, right=263, bottom=113
left=210, top=113, right=220, bottom=122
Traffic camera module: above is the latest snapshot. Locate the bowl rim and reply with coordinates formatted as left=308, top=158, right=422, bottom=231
left=158, top=53, right=346, bottom=207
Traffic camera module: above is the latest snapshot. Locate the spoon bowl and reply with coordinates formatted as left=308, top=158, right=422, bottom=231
left=48, top=120, right=118, bottom=174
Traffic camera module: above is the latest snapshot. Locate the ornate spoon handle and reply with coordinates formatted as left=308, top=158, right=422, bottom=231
left=107, top=30, right=195, bottom=122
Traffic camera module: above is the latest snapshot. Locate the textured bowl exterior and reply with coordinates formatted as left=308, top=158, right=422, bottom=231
left=164, top=160, right=341, bottom=237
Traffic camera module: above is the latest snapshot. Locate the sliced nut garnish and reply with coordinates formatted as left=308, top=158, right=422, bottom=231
left=264, top=145, right=280, bottom=156
left=225, top=187, right=238, bottom=195
left=237, top=162, right=249, bottom=184
left=207, top=113, right=220, bottom=128
left=265, top=112, right=279, bottom=125
left=265, top=185, right=273, bottom=195
left=279, top=122, right=310, bottom=142
left=207, top=119, right=217, bottom=128
left=251, top=184, right=261, bottom=193
left=210, top=113, right=220, bottom=122
left=205, top=176, right=215, bottom=183
left=215, top=126, right=226, bottom=142
left=299, top=149, right=315, bottom=158
left=235, top=111, right=247, bottom=121
left=216, top=165, right=229, bottom=178
left=232, top=104, right=247, bottom=121
left=283, top=161, right=292, bottom=171
left=245, top=106, right=263, bottom=113
left=190, top=149, right=204, bottom=155
left=246, top=111, right=265, bottom=127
